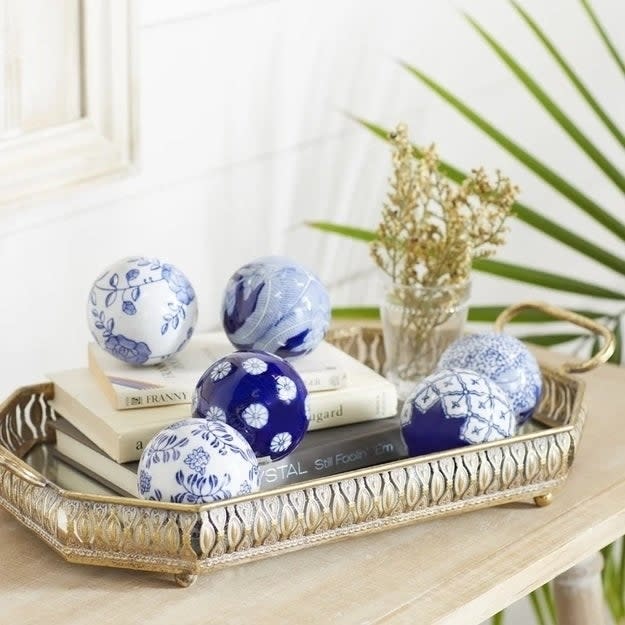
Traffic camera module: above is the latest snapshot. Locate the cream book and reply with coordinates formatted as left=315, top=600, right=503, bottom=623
left=49, top=357, right=397, bottom=462
left=48, top=368, right=191, bottom=463
left=88, top=332, right=349, bottom=410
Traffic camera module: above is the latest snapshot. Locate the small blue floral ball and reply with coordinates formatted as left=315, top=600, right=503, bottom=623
left=400, top=368, right=517, bottom=457
left=438, top=332, right=542, bottom=424
left=87, top=256, right=198, bottom=365
left=221, top=256, right=330, bottom=358
left=137, top=418, right=260, bottom=504
left=193, top=351, right=309, bottom=461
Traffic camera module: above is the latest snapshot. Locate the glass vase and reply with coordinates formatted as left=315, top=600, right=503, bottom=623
left=380, top=280, right=471, bottom=400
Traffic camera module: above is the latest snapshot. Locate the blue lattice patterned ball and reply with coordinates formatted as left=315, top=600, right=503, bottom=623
left=438, top=332, right=542, bottom=424
left=193, top=351, right=309, bottom=461
left=400, top=368, right=517, bottom=457
left=221, top=256, right=330, bottom=358
left=137, top=418, right=260, bottom=504
left=87, top=256, right=198, bottom=365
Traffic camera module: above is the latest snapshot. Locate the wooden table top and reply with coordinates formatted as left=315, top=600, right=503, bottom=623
left=2, top=350, right=624, bottom=625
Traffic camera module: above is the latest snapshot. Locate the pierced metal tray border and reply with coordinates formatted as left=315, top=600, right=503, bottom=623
left=0, top=326, right=590, bottom=586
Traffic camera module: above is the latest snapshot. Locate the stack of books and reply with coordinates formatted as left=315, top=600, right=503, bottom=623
left=48, top=332, right=403, bottom=496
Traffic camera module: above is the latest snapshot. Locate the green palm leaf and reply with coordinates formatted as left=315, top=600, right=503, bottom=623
left=466, top=15, right=625, bottom=195
left=331, top=306, right=607, bottom=325
left=468, top=306, right=605, bottom=323
left=473, top=258, right=625, bottom=299
left=332, top=307, right=379, bottom=320
left=520, top=332, right=585, bottom=346
left=306, top=221, right=375, bottom=242
left=400, top=65, right=625, bottom=242
left=357, top=118, right=625, bottom=276
left=581, top=0, right=625, bottom=80
left=511, top=1, right=625, bottom=151
left=611, top=319, right=622, bottom=365
left=491, top=611, right=505, bottom=625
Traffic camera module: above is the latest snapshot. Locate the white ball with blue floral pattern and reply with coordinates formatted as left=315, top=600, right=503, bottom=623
left=221, top=256, right=330, bottom=358
left=137, top=418, right=260, bottom=504
left=87, top=256, right=198, bottom=365
left=193, top=350, right=310, bottom=461
left=438, top=332, right=542, bottom=424
left=400, top=368, right=517, bottom=457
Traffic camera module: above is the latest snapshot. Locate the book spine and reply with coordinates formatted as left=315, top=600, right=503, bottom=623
left=259, top=425, right=405, bottom=489
left=306, top=383, right=398, bottom=431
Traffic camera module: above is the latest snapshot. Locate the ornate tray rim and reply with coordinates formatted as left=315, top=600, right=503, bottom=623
left=0, top=302, right=614, bottom=586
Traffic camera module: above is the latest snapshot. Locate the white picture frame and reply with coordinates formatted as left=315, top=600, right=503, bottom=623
left=0, top=0, right=138, bottom=209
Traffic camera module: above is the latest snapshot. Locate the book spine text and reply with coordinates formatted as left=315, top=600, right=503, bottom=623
left=117, top=387, right=192, bottom=409
left=259, top=428, right=405, bottom=488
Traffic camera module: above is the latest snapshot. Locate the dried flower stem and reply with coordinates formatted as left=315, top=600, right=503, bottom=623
left=373, top=124, right=518, bottom=385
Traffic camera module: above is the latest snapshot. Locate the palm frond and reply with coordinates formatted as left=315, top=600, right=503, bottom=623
left=473, top=258, right=625, bottom=299
left=466, top=14, right=625, bottom=195
left=400, top=65, right=625, bottom=242
left=306, top=221, right=375, bottom=242
left=580, top=0, right=625, bottom=80
left=332, top=307, right=380, bottom=320
left=511, top=1, right=625, bottom=151
left=611, top=318, right=622, bottom=364
left=468, top=306, right=605, bottom=323
left=519, top=333, right=585, bottom=346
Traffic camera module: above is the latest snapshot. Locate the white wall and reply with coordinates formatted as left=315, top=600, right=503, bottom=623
left=1, top=0, right=624, bottom=395
left=0, top=0, right=625, bottom=394
left=0, top=2, right=623, bottom=621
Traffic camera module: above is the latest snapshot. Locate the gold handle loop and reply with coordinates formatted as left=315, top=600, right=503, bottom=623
left=494, top=301, right=615, bottom=374
left=0, top=445, right=49, bottom=487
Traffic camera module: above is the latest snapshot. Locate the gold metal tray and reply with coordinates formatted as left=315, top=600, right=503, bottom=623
left=0, top=302, right=614, bottom=587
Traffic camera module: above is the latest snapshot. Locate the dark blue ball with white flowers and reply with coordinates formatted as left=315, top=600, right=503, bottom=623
left=193, top=351, right=309, bottom=461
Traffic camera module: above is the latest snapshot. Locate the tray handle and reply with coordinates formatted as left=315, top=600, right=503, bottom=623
left=494, top=301, right=615, bottom=374
left=0, top=444, right=49, bottom=487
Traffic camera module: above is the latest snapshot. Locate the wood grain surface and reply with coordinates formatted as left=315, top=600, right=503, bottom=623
left=1, top=349, right=624, bottom=625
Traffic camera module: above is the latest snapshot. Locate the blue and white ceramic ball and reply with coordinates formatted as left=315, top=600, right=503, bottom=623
left=87, top=256, right=198, bottom=365
left=221, top=256, right=330, bottom=358
left=137, top=418, right=260, bottom=503
left=400, top=368, right=517, bottom=457
left=438, top=332, right=542, bottom=424
left=193, top=351, right=309, bottom=461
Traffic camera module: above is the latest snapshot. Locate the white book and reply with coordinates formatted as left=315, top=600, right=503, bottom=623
left=88, top=332, right=349, bottom=410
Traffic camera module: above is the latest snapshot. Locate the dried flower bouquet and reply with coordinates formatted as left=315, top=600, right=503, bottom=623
left=372, top=124, right=518, bottom=393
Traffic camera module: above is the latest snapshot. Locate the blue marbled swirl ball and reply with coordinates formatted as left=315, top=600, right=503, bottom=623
left=400, top=368, right=517, bottom=457
left=221, top=256, right=330, bottom=358
left=192, top=351, right=310, bottom=461
left=438, top=332, right=542, bottom=424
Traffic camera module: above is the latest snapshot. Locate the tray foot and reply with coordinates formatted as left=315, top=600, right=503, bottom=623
left=534, top=493, right=553, bottom=507
left=175, top=573, right=198, bottom=588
